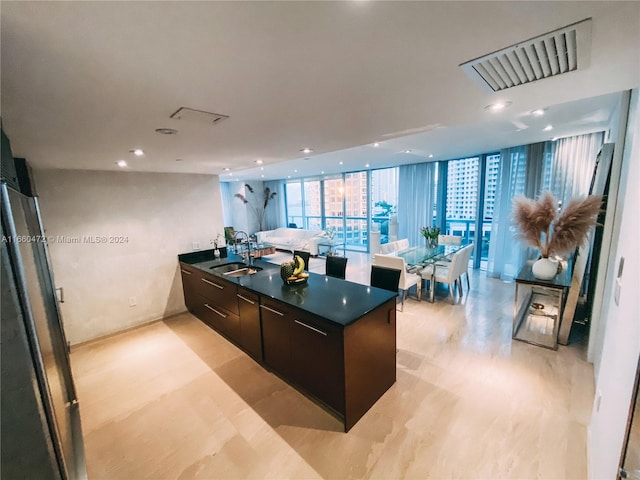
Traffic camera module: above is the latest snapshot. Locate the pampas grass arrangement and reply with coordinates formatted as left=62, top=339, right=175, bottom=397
left=512, top=191, right=603, bottom=258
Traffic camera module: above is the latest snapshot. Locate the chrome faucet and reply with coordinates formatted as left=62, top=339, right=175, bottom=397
left=234, top=230, right=253, bottom=264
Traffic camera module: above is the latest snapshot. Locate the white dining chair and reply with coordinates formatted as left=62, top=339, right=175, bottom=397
left=374, top=254, right=421, bottom=310
left=380, top=242, right=396, bottom=254
left=458, top=244, right=474, bottom=290
left=420, top=245, right=471, bottom=304
left=396, top=238, right=410, bottom=251
left=438, top=234, right=463, bottom=245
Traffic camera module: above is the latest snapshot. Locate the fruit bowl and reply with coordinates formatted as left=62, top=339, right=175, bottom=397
left=280, top=254, right=308, bottom=285
left=283, top=276, right=308, bottom=286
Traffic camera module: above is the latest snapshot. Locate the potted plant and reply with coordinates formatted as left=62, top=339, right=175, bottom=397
left=234, top=184, right=277, bottom=232
left=512, top=191, right=602, bottom=280
left=420, top=226, right=440, bottom=248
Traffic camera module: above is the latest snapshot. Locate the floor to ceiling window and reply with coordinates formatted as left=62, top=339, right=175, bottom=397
left=285, top=182, right=303, bottom=228
left=282, top=168, right=398, bottom=252
left=446, top=156, right=479, bottom=244
left=303, top=180, right=322, bottom=230
left=344, top=172, right=368, bottom=251
left=322, top=176, right=345, bottom=242
left=371, top=168, right=398, bottom=244
left=480, top=153, right=500, bottom=264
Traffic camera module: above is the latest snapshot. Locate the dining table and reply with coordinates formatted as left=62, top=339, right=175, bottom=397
left=393, top=243, right=466, bottom=268
left=391, top=243, right=468, bottom=302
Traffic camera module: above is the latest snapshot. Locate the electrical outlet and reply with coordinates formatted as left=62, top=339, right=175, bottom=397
left=192, top=241, right=200, bottom=250
left=129, top=296, right=137, bottom=307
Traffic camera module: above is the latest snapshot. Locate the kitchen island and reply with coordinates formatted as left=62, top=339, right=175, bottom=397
left=178, top=250, right=397, bottom=432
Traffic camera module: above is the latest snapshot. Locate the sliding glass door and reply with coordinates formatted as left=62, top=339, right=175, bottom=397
left=303, top=180, right=322, bottom=230
left=285, top=182, right=302, bottom=228
left=446, top=156, right=479, bottom=244
left=344, top=172, right=368, bottom=251
left=323, top=177, right=344, bottom=242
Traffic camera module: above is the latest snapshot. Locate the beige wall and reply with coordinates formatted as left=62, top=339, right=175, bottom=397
left=34, top=169, right=224, bottom=345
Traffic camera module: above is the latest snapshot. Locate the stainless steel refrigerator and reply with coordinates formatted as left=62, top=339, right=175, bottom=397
left=1, top=180, right=87, bottom=479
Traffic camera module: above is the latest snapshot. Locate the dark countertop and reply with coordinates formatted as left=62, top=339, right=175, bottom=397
left=178, top=250, right=397, bottom=327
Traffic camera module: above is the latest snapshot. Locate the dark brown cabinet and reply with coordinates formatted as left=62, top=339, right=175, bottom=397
left=179, top=264, right=200, bottom=311
left=180, top=262, right=240, bottom=343
left=237, top=288, right=262, bottom=361
left=290, top=312, right=344, bottom=413
left=260, top=299, right=292, bottom=378
left=180, top=259, right=397, bottom=432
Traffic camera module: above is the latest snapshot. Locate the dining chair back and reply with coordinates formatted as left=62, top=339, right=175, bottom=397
left=380, top=242, right=396, bottom=254
left=293, top=250, right=311, bottom=271
left=458, top=243, right=474, bottom=290
left=374, top=254, right=421, bottom=310
left=326, top=255, right=348, bottom=279
left=370, top=265, right=401, bottom=294
left=420, top=244, right=471, bottom=304
left=396, top=238, right=410, bottom=251
left=438, top=234, right=463, bottom=245
left=379, top=238, right=410, bottom=254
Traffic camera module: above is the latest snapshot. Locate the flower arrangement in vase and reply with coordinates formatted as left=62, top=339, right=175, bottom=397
left=420, top=226, right=440, bottom=248
left=512, top=191, right=602, bottom=280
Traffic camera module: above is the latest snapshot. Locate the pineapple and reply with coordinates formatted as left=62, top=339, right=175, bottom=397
left=280, top=261, right=295, bottom=282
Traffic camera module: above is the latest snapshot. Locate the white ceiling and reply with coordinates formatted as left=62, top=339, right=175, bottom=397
left=1, top=2, right=638, bottom=182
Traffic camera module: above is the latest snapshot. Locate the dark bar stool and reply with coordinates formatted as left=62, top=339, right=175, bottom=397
left=293, top=250, right=311, bottom=270
left=370, top=265, right=401, bottom=293
left=326, top=255, right=348, bottom=279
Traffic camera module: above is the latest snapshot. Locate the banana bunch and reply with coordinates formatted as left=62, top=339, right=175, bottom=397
left=280, top=255, right=309, bottom=283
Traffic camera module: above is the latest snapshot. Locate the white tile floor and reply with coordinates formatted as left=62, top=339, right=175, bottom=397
left=71, top=249, right=594, bottom=479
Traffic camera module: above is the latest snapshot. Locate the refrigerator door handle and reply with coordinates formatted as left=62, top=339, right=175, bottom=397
left=56, top=287, right=64, bottom=303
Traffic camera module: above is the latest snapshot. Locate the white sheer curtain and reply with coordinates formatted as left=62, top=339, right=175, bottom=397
left=486, top=133, right=604, bottom=280
left=398, top=162, right=437, bottom=246
left=263, top=179, right=286, bottom=230
left=219, top=181, right=234, bottom=228
left=548, top=132, right=604, bottom=206
left=486, top=146, right=528, bottom=280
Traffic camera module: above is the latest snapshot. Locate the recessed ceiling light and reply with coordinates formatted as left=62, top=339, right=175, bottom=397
left=260, top=167, right=264, bottom=171
left=339, top=161, right=343, bottom=165
left=543, top=125, right=554, bottom=131
left=403, top=149, right=412, bottom=154
left=428, top=154, right=434, bottom=158
left=373, top=142, right=380, bottom=148
left=300, top=147, right=313, bottom=154
left=288, top=175, right=291, bottom=178
left=531, top=109, right=545, bottom=116
left=256, top=159, right=263, bottom=165
left=223, top=167, right=230, bottom=171
left=261, top=174, right=264, bottom=178
left=321, top=171, right=324, bottom=174
left=116, top=160, right=127, bottom=168
left=294, top=169, right=298, bottom=173
left=131, top=148, right=144, bottom=156
left=365, top=163, right=370, bottom=168
left=155, top=128, right=178, bottom=135
left=484, top=101, right=512, bottom=112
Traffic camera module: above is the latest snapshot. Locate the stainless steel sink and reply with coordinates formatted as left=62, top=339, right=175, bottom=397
left=210, top=262, right=263, bottom=277
left=223, top=266, right=263, bottom=277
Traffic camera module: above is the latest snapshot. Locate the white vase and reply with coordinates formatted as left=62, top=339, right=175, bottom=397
left=532, top=257, right=558, bottom=280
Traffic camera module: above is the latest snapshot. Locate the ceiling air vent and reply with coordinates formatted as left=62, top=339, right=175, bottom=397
left=460, top=18, right=592, bottom=92
left=170, top=107, right=229, bottom=124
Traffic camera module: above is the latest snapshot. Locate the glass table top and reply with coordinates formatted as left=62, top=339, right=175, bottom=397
left=392, top=244, right=466, bottom=267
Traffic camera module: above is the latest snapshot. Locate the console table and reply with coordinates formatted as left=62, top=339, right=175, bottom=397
left=512, top=260, right=572, bottom=350
left=317, top=240, right=345, bottom=257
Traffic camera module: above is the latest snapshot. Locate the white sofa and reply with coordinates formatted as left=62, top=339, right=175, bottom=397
left=256, top=227, right=328, bottom=256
